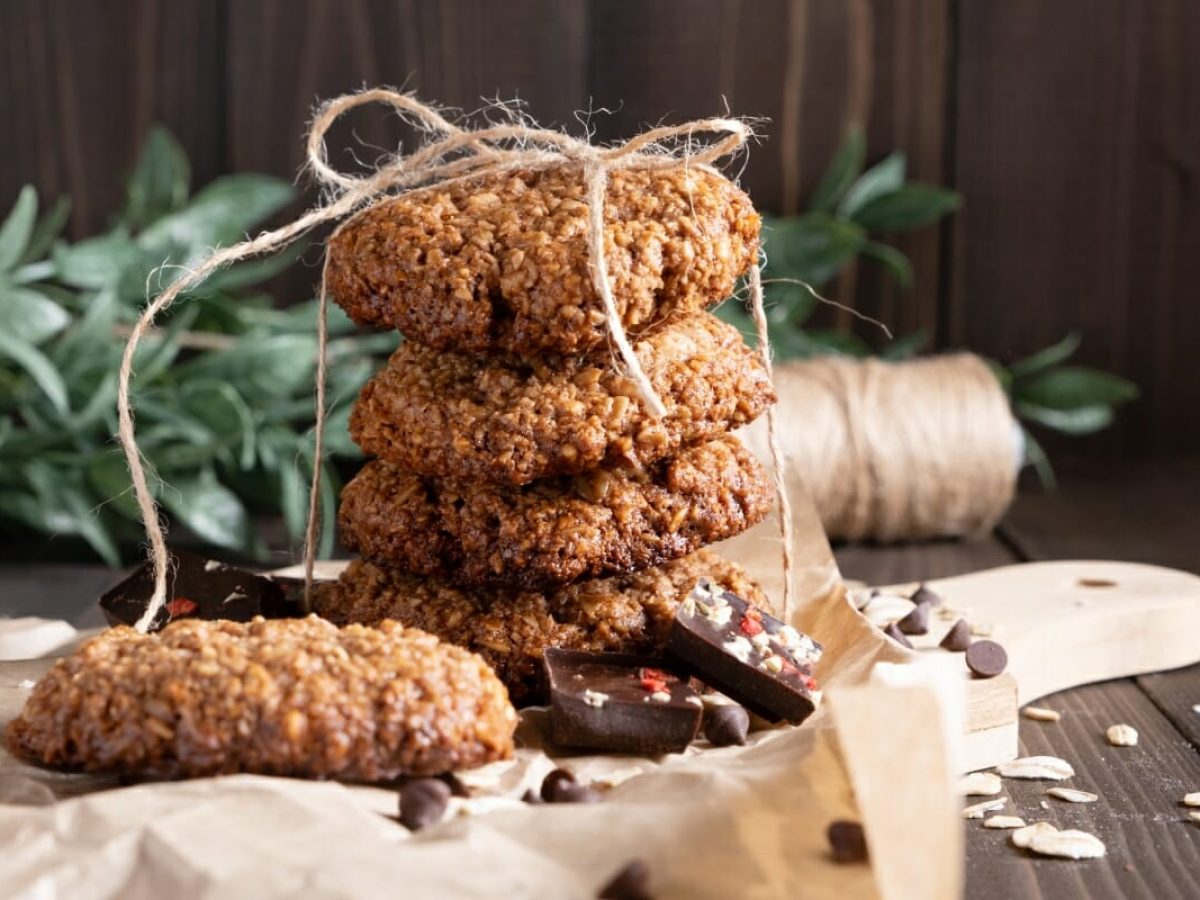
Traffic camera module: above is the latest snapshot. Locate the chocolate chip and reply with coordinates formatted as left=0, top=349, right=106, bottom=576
left=883, top=622, right=913, bottom=650
left=827, top=819, right=869, bottom=863
left=704, top=704, right=750, bottom=747
left=939, top=618, right=972, bottom=652
left=965, top=640, right=1008, bottom=678
left=911, top=584, right=942, bottom=607
left=439, top=772, right=470, bottom=798
left=540, top=767, right=576, bottom=802
left=598, top=859, right=652, bottom=899
left=521, top=787, right=542, bottom=804
left=399, top=778, right=451, bottom=831
left=897, top=602, right=929, bottom=635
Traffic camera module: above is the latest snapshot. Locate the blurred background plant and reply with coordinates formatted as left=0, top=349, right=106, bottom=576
left=0, top=127, right=1137, bottom=564
left=718, top=127, right=1138, bottom=487
left=0, top=127, right=390, bottom=566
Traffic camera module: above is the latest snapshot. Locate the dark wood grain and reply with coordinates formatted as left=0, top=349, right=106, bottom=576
left=835, top=534, right=1016, bottom=586
left=951, top=0, right=1200, bottom=456
left=965, top=680, right=1200, bottom=900
left=1138, top=667, right=1200, bottom=752
left=0, top=0, right=225, bottom=238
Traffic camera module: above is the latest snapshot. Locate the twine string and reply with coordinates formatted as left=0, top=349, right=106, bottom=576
left=118, top=89, right=790, bottom=632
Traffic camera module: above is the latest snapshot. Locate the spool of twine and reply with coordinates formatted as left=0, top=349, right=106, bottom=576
left=745, top=353, right=1019, bottom=543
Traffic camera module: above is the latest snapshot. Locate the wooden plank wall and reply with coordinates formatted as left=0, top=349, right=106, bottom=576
left=0, top=0, right=1196, bottom=457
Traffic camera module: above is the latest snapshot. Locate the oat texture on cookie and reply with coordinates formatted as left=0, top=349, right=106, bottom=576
left=325, top=145, right=782, bottom=701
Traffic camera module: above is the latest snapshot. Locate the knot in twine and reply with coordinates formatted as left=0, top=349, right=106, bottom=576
left=755, top=353, right=1018, bottom=543
left=116, top=89, right=795, bottom=632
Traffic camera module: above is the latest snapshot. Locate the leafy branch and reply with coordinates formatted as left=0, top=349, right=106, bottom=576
left=0, top=127, right=387, bottom=565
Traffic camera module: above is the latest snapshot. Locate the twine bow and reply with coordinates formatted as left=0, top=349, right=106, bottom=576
left=116, top=89, right=793, bottom=632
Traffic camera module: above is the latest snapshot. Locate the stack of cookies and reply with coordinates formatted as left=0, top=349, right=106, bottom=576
left=315, top=165, right=779, bottom=703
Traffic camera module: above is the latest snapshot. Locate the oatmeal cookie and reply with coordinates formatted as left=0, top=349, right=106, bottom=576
left=339, top=435, right=772, bottom=589
left=5, top=617, right=516, bottom=780
left=327, top=166, right=760, bottom=354
left=350, top=312, right=774, bottom=485
left=312, top=549, right=769, bottom=704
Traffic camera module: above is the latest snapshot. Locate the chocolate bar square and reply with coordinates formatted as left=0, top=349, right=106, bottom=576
left=544, top=649, right=703, bottom=755
left=99, top=550, right=298, bottom=631
left=667, top=580, right=823, bottom=724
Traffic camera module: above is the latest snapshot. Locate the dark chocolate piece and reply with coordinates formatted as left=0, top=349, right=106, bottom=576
left=827, top=820, right=869, bottom=863
left=666, top=580, right=822, bottom=725
left=540, top=768, right=577, bottom=802
left=521, top=787, right=542, bottom=804
left=910, top=584, right=943, bottom=607
left=399, top=778, right=451, bottom=831
left=939, top=619, right=973, bottom=652
left=897, top=602, right=930, bottom=635
left=550, top=781, right=602, bottom=804
left=883, top=622, right=914, bottom=650
left=598, top=859, right=653, bottom=900
left=544, top=650, right=703, bottom=754
left=99, top=550, right=299, bottom=631
left=704, top=704, right=750, bottom=747
left=438, top=772, right=470, bottom=798
left=965, top=640, right=1007, bottom=678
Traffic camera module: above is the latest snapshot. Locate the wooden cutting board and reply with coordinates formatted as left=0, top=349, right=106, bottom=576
left=874, top=560, right=1200, bottom=771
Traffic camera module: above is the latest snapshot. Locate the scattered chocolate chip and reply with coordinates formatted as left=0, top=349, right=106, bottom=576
left=965, top=640, right=1008, bottom=678
left=827, top=820, right=869, bottom=863
left=541, top=767, right=577, bottom=802
left=439, top=772, right=470, bottom=798
left=521, top=787, right=542, bottom=804
left=910, top=584, right=942, bottom=607
left=598, top=859, right=652, bottom=900
left=399, top=778, right=451, bottom=831
left=883, top=622, right=913, bottom=650
left=939, top=618, right=973, bottom=652
left=704, top=704, right=750, bottom=747
left=897, top=602, right=929, bottom=635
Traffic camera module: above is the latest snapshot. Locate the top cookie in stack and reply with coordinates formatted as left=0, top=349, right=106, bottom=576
left=318, top=165, right=778, bottom=702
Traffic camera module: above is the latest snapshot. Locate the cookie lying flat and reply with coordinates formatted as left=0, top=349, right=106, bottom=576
left=313, top=549, right=769, bottom=704
left=351, top=312, right=775, bottom=485
left=5, top=617, right=516, bottom=781
left=327, top=166, right=759, bottom=355
left=339, top=435, right=773, bottom=589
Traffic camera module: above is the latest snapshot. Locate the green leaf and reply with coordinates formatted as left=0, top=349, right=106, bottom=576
left=1020, top=426, right=1057, bottom=490
left=1015, top=400, right=1114, bottom=435
left=851, top=184, right=961, bottom=233
left=1017, top=366, right=1139, bottom=411
left=180, top=379, right=258, bottom=470
left=124, top=126, right=191, bottom=229
left=0, top=285, right=71, bottom=344
left=175, top=333, right=316, bottom=402
left=161, top=467, right=252, bottom=552
left=0, top=186, right=38, bottom=272
left=137, top=174, right=294, bottom=271
left=87, top=451, right=142, bottom=520
left=321, top=403, right=362, bottom=458
left=879, top=329, right=929, bottom=361
left=839, top=152, right=906, bottom=217
left=19, top=195, right=71, bottom=266
left=808, top=127, right=866, bottom=213
left=763, top=213, right=866, bottom=287
left=859, top=240, right=913, bottom=290
left=58, top=483, right=122, bottom=566
left=984, top=357, right=1013, bottom=394
left=53, top=230, right=143, bottom=289
left=1008, top=332, right=1082, bottom=380
left=0, top=331, right=69, bottom=414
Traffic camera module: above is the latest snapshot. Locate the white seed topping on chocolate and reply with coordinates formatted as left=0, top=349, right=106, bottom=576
left=649, top=691, right=671, bottom=703
left=761, top=655, right=783, bottom=674
left=723, top=636, right=753, bottom=663
left=582, top=690, right=609, bottom=708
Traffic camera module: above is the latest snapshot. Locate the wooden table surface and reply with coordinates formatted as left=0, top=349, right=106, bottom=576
left=2, top=459, right=1198, bottom=897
